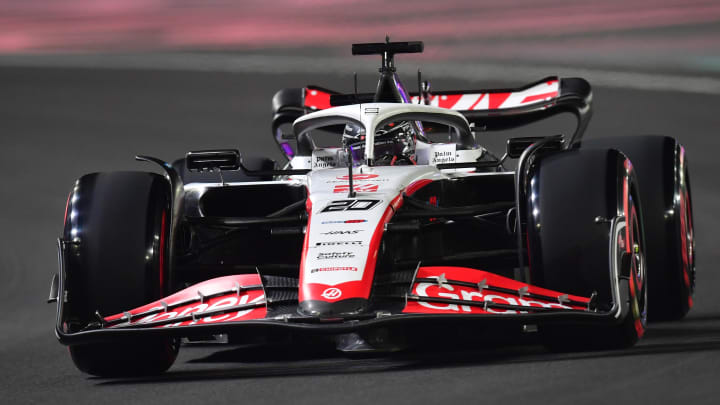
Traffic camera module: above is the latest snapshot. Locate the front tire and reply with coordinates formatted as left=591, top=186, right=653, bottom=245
left=527, top=148, right=647, bottom=350
left=63, top=172, right=178, bottom=376
left=582, top=136, right=695, bottom=320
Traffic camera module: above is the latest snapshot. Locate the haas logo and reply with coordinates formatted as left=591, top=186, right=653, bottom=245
left=321, top=287, right=342, bottom=300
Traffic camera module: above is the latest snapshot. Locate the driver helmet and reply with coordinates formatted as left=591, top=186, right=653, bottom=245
left=342, top=122, right=416, bottom=165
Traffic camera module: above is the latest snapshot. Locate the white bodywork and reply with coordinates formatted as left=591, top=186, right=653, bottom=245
left=293, top=102, right=480, bottom=163
left=302, top=165, right=438, bottom=287
left=189, top=103, right=501, bottom=302
left=290, top=103, right=490, bottom=299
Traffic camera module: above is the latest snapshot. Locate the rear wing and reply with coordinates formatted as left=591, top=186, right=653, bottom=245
left=448, top=77, right=592, bottom=147
left=410, top=78, right=561, bottom=110
left=271, top=77, right=592, bottom=157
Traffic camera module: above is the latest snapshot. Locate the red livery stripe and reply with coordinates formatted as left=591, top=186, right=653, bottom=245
left=437, top=94, right=463, bottom=109
left=521, top=91, right=558, bottom=104
left=304, top=88, right=332, bottom=110
left=488, top=92, right=511, bottom=109
left=405, top=179, right=433, bottom=196
left=298, top=197, right=313, bottom=302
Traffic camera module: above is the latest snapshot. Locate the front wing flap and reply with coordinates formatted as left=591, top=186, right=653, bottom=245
left=404, top=266, right=591, bottom=315
left=54, top=237, right=618, bottom=345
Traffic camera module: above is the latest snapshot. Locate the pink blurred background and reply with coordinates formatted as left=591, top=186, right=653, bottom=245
left=2, top=0, right=720, bottom=75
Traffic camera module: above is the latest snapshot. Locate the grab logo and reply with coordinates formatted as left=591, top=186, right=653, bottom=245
left=321, top=287, right=342, bottom=300
left=413, top=282, right=571, bottom=313
left=135, top=293, right=266, bottom=327
left=336, top=174, right=378, bottom=180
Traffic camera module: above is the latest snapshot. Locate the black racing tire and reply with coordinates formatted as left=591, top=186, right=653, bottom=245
left=582, top=136, right=694, bottom=321
left=527, top=148, right=647, bottom=350
left=63, top=172, right=178, bottom=376
left=70, top=338, right=180, bottom=378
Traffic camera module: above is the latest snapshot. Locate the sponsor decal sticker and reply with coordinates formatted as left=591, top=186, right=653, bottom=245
left=310, top=266, right=358, bottom=274
left=320, top=230, right=363, bottom=235
left=317, top=251, right=355, bottom=259
left=320, top=219, right=368, bottom=224
left=315, top=241, right=363, bottom=246
left=313, top=156, right=336, bottom=168
left=333, top=184, right=378, bottom=193
left=321, top=287, right=343, bottom=300
left=413, top=281, right=571, bottom=313
left=430, top=144, right=457, bottom=165
left=137, top=293, right=266, bottom=327
left=326, top=177, right=388, bottom=184
left=336, top=174, right=379, bottom=180
left=312, top=149, right=340, bottom=169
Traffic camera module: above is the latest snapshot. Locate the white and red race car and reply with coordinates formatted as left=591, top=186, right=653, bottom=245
left=50, top=40, right=695, bottom=376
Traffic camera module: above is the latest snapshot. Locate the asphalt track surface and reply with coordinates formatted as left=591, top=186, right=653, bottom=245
left=1, top=66, right=719, bottom=404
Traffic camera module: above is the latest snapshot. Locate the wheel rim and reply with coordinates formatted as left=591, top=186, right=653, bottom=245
left=678, top=164, right=695, bottom=301
left=624, top=191, right=647, bottom=337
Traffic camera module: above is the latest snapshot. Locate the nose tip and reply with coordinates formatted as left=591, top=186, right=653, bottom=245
left=299, top=298, right=369, bottom=318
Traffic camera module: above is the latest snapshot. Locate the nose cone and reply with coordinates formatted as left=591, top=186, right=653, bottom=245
left=299, top=298, right=369, bottom=318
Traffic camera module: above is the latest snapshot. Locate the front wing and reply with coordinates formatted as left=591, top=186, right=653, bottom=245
left=54, top=241, right=622, bottom=345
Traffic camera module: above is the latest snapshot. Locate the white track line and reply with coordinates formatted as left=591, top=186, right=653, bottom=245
left=2, top=53, right=720, bottom=95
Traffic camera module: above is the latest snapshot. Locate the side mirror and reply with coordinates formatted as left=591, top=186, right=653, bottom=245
left=185, top=149, right=240, bottom=172
left=506, top=136, right=564, bottom=159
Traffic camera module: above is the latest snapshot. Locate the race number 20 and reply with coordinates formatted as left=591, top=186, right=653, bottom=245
left=321, top=199, right=380, bottom=213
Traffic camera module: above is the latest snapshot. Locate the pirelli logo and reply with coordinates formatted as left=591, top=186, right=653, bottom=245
left=315, top=241, right=363, bottom=246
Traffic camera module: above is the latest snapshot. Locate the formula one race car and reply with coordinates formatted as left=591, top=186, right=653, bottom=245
left=49, top=40, right=695, bottom=377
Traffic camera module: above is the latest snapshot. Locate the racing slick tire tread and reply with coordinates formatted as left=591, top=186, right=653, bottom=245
left=527, top=148, right=647, bottom=350
left=63, top=171, right=178, bottom=376
left=582, top=135, right=695, bottom=321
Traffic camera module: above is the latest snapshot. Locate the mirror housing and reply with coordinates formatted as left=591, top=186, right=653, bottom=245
left=185, top=149, right=240, bottom=172
left=506, top=136, right=564, bottom=159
